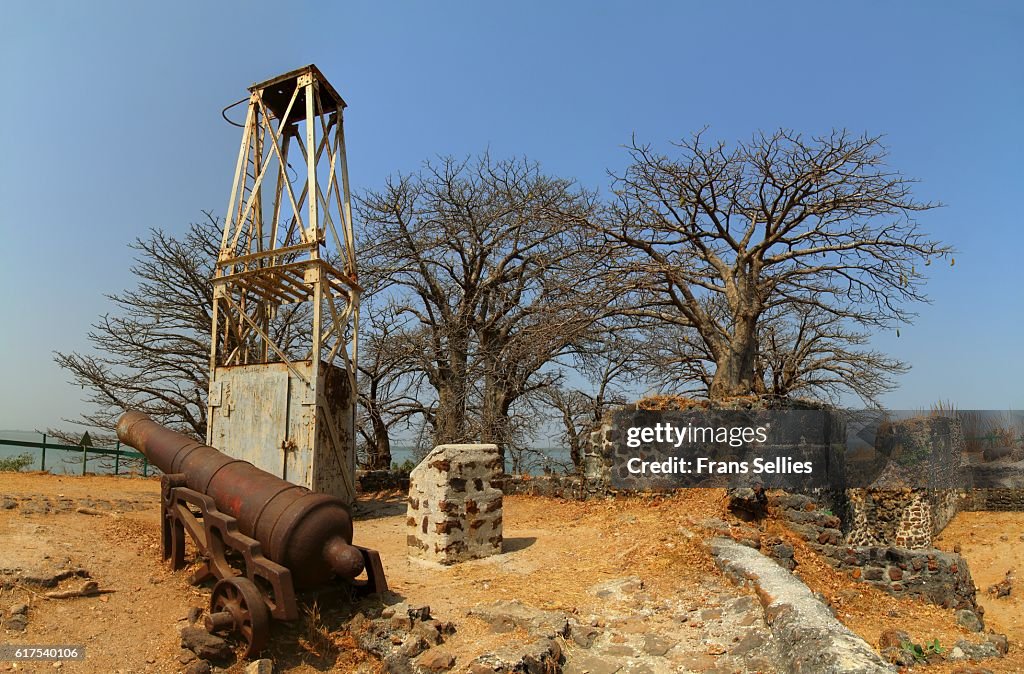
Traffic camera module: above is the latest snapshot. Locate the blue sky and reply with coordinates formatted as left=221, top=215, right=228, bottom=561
left=0, top=1, right=1021, bottom=433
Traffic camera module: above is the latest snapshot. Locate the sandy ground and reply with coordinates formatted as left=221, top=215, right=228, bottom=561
left=0, top=476, right=758, bottom=673
left=353, top=488, right=729, bottom=617
left=0, top=475, right=197, bottom=673
left=936, top=512, right=1024, bottom=637
left=2, top=473, right=1023, bottom=673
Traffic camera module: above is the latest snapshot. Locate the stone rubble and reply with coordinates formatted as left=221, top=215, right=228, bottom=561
left=1, top=602, right=29, bottom=632
left=766, top=491, right=981, bottom=613
left=244, top=658, right=274, bottom=674
left=463, top=577, right=781, bottom=674
left=184, top=660, right=212, bottom=674
left=468, top=600, right=568, bottom=672
left=350, top=601, right=457, bottom=673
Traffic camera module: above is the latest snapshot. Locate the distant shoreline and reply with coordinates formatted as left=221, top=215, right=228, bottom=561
left=0, top=430, right=570, bottom=476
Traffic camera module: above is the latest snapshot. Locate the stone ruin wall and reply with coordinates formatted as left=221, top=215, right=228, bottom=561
left=769, top=491, right=978, bottom=612
left=586, top=408, right=977, bottom=548
left=962, top=488, right=1024, bottom=511
left=356, top=469, right=410, bottom=493
left=844, top=488, right=963, bottom=549
left=583, top=398, right=847, bottom=496
left=844, top=416, right=969, bottom=549
left=499, top=473, right=584, bottom=499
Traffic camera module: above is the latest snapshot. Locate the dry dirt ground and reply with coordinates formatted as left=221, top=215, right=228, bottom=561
left=1, top=473, right=1022, bottom=673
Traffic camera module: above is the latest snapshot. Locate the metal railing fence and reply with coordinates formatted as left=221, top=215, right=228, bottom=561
left=0, top=436, right=150, bottom=476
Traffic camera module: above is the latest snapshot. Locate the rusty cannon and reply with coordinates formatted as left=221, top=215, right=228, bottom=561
left=116, top=411, right=386, bottom=656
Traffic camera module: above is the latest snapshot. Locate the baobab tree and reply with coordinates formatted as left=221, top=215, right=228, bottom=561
left=357, top=154, right=614, bottom=455
left=54, top=216, right=224, bottom=439
left=605, top=129, right=951, bottom=400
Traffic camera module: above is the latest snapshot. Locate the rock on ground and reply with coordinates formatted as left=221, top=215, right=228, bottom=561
left=416, top=648, right=455, bottom=672
left=180, top=626, right=232, bottom=661
left=468, top=599, right=569, bottom=638
left=711, top=537, right=895, bottom=674
left=245, top=658, right=274, bottom=674
left=184, top=660, right=212, bottom=674
left=956, top=608, right=984, bottom=632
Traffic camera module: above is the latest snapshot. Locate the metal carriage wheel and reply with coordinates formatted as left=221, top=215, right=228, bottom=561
left=205, top=576, right=271, bottom=658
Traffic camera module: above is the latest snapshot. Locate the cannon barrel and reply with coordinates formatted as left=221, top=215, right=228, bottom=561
left=116, top=411, right=364, bottom=588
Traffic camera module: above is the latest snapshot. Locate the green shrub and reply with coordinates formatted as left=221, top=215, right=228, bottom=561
left=0, top=453, right=35, bottom=472
left=391, top=459, right=417, bottom=474
left=901, top=638, right=944, bottom=662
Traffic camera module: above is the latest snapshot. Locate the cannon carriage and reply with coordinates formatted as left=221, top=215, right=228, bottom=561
left=118, top=411, right=386, bottom=656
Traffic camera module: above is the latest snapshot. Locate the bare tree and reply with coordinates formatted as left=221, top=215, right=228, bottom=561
left=633, top=298, right=721, bottom=397
left=357, top=154, right=612, bottom=458
left=54, top=215, right=308, bottom=439
left=755, top=304, right=908, bottom=406
left=54, top=218, right=219, bottom=438
left=544, top=334, right=637, bottom=471
left=644, top=300, right=908, bottom=406
left=606, top=129, right=951, bottom=400
left=356, top=300, right=427, bottom=469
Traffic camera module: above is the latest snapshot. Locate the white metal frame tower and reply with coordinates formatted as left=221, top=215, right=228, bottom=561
left=207, top=65, right=360, bottom=503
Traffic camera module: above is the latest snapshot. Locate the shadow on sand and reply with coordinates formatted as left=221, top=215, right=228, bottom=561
left=502, top=536, right=536, bottom=553
left=352, top=492, right=407, bottom=520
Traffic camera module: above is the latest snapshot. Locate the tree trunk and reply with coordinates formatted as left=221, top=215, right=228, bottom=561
left=432, top=337, right=470, bottom=445
left=434, top=379, right=467, bottom=445
left=709, top=316, right=759, bottom=400
left=367, top=408, right=392, bottom=470
left=480, top=377, right=510, bottom=469
left=568, top=432, right=583, bottom=473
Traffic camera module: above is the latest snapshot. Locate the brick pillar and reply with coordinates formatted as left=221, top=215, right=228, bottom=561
left=406, top=444, right=503, bottom=564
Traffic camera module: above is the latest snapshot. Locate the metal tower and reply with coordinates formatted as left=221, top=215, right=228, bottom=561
left=207, top=65, right=360, bottom=504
